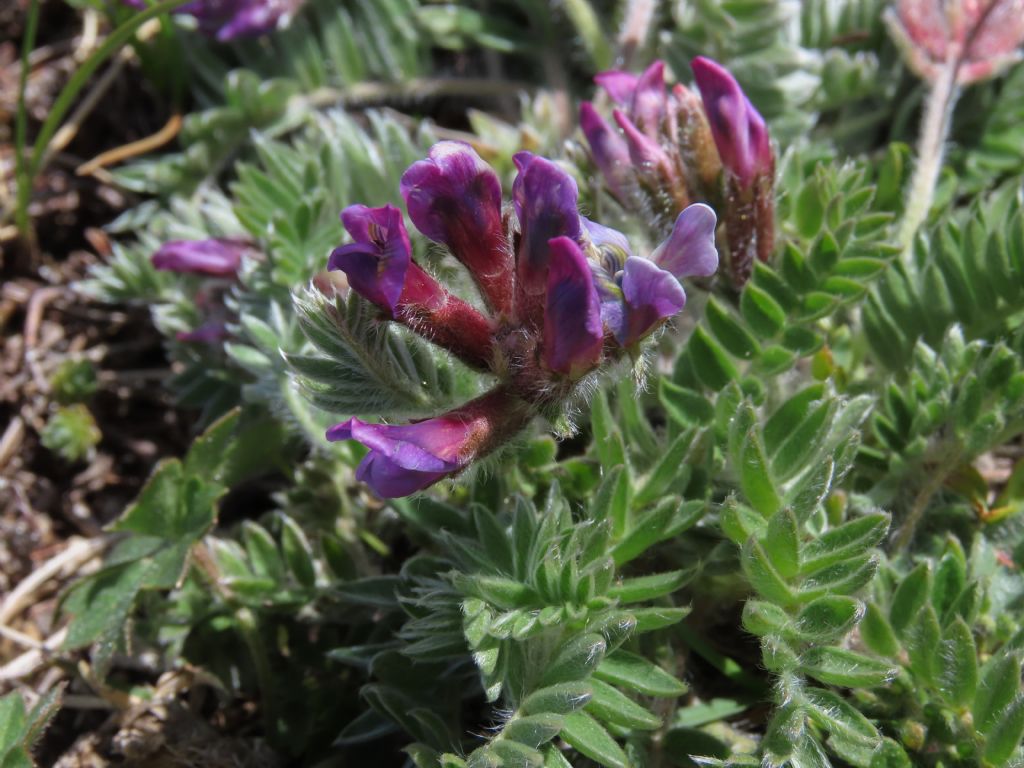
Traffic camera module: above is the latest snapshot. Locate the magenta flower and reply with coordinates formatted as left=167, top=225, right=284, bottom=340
left=690, top=57, right=771, bottom=190
left=581, top=57, right=773, bottom=288
left=591, top=204, right=718, bottom=347
left=323, top=143, right=718, bottom=497
left=151, top=238, right=249, bottom=277
left=885, top=0, right=1024, bottom=84
left=327, top=390, right=530, bottom=498
left=544, top=237, right=603, bottom=376
left=512, top=152, right=583, bottom=306
left=124, top=0, right=303, bottom=41
left=329, top=203, right=496, bottom=371
left=400, top=142, right=512, bottom=314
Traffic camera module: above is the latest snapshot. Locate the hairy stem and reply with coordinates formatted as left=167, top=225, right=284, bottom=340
left=898, top=57, right=960, bottom=250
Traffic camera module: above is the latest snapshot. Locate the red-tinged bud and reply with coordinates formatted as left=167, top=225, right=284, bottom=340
left=671, top=83, right=722, bottom=192
left=691, top=56, right=772, bottom=191
left=886, top=0, right=1024, bottom=85
left=722, top=172, right=775, bottom=288
left=613, top=110, right=689, bottom=212
left=326, top=387, right=532, bottom=498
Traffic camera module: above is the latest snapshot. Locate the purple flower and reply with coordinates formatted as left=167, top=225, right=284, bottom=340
left=628, top=60, right=667, bottom=138
left=594, top=204, right=718, bottom=347
left=327, top=416, right=470, bottom=498
left=329, top=203, right=496, bottom=370
left=593, top=70, right=640, bottom=105
left=579, top=103, right=633, bottom=203
left=400, top=141, right=511, bottom=314
left=326, top=389, right=530, bottom=498
left=329, top=204, right=416, bottom=317
left=512, top=152, right=583, bottom=312
left=543, top=237, right=603, bottom=376
left=691, top=56, right=771, bottom=189
left=151, top=238, right=248, bottom=277
left=124, top=0, right=302, bottom=41
left=176, top=321, right=230, bottom=345
left=651, top=203, right=720, bottom=279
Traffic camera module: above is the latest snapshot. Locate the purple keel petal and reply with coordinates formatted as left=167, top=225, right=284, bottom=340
left=329, top=204, right=411, bottom=316
left=512, top=152, right=582, bottom=298
left=326, top=416, right=467, bottom=498
left=691, top=56, right=771, bottom=189
left=543, top=237, right=603, bottom=377
left=152, top=238, right=248, bottom=277
left=400, top=141, right=510, bottom=312
left=614, top=257, right=687, bottom=347
left=630, top=60, right=667, bottom=138
left=651, top=203, right=719, bottom=279
left=579, top=102, right=633, bottom=202
left=594, top=70, right=640, bottom=105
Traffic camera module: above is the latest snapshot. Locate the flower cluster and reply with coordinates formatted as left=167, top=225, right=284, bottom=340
left=151, top=238, right=250, bottom=342
left=580, top=57, right=774, bottom=288
left=885, top=0, right=1024, bottom=85
left=126, top=0, right=303, bottom=41
left=325, top=142, right=718, bottom=497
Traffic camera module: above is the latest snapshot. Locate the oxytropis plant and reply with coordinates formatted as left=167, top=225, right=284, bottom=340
left=323, top=142, right=718, bottom=497
left=124, top=0, right=305, bottom=41
left=580, top=56, right=774, bottom=287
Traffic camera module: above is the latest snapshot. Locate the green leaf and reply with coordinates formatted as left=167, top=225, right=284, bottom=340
left=560, top=711, right=628, bottom=768
left=706, top=297, right=760, bottom=360
left=688, top=326, right=739, bottom=390
left=742, top=600, right=790, bottom=637
left=242, top=522, right=285, bottom=581
left=586, top=679, right=661, bottom=730
left=984, top=696, right=1024, bottom=766
left=488, top=740, right=544, bottom=767
left=860, top=603, right=900, bottom=657
left=594, top=650, right=686, bottom=697
left=520, top=683, right=593, bottom=716
left=612, top=497, right=681, bottom=566
left=870, top=738, right=913, bottom=768
left=974, top=653, right=1022, bottom=734
left=0, top=693, right=26, bottom=753
left=804, top=687, right=881, bottom=766
left=800, top=514, right=889, bottom=574
left=540, top=634, right=607, bottom=687
left=764, top=510, right=800, bottom=580
left=741, top=284, right=787, bottom=338
left=742, top=539, right=797, bottom=607
left=280, top=514, right=317, bottom=588
left=659, top=380, right=714, bottom=427
left=502, top=714, right=564, bottom=749
left=609, top=569, right=694, bottom=603
left=889, top=563, right=931, bottom=635
left=938, top=617, right=978, bottom=707
left=796, top=597, right=864, bottom=642
left=634, top=430, right=695, bottom=507
left=905, top=605, right=941, bottom=686
left=799, top=647, right=897, bottom=688
left=591, top=391, right=627, bottom=469
left=737, top=427, right=782, bottom=517
left=591, top=466, right=631, bottom=539
left=183, top=407, right=240, bottom=481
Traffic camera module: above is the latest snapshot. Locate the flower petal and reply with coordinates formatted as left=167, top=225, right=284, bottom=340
left=691, top=56, right=771, bottom=188
left=616, top=257, right=687, bottom=346
left=400, top=141, right=507, bottom=287
left=512, top=152, right=582, bottom=297
left=651, top=203, right=719, bottom=279
left=543, top=237, right=603, bottom=376
left=579, top=102, right=633, bottom=202
left=594, top=70, right=640, bottom=105
left=326, top=416, right=467, bottom=497
left=329, top=204, right=411, bottom=316
left=151, top=238, right=247, bottom=277
left=630, top=60, right=667, bottom=138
